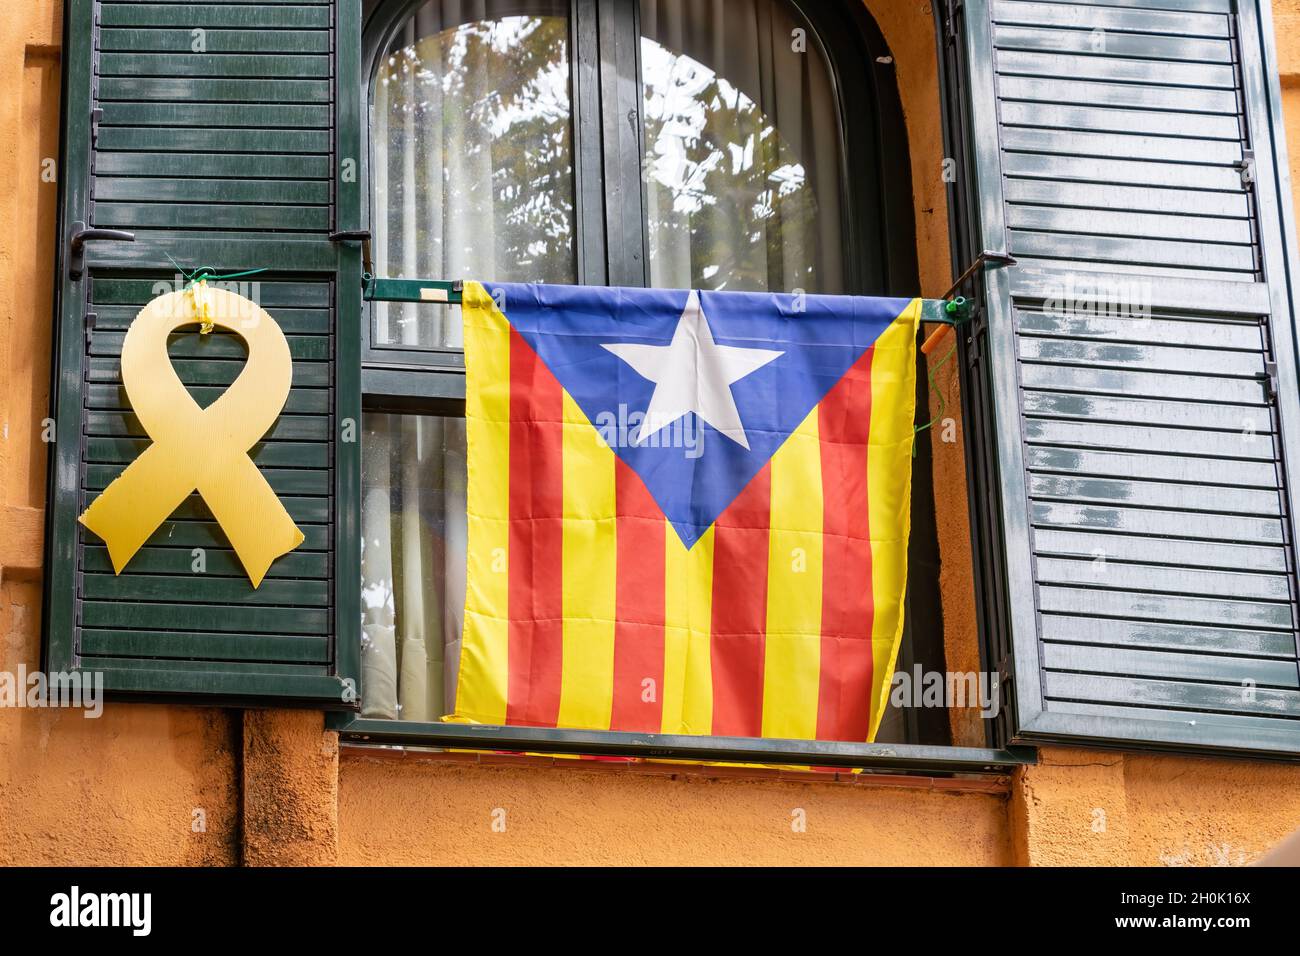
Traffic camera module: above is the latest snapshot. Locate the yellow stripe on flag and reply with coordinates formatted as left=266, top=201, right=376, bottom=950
left=556, top=390, right=618, bottom=729
left=662, top=523, right=715, bottom=735
left=453, top=282, right=512, bottom=724
left=866, top=298, right=921, bottom=741
left=762, top=408, right=823, bottom=740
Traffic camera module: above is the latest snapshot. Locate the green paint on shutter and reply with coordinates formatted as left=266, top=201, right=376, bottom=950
left=44, top=0, right=362, bottom=708
left=946, top=0, right=1300, bottom=756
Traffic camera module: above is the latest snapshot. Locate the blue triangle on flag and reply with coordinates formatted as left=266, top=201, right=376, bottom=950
left=487, top=282, right=909, bottom=548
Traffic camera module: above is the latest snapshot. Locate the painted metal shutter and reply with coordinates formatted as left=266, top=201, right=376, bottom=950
left=44, top=0, right=362, bottom=706
left=945, top=0, right=1300, bottom=754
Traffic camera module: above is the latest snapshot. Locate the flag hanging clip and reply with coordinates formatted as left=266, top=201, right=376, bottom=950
left=921, top=251, right=1016, bottom=356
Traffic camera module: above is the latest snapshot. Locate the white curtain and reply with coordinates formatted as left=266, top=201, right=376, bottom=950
left=361, top=413, right=467, bottom=720
left=640, top=0, right=845, bottom=294
left=360, top=415, right=397, bottom=717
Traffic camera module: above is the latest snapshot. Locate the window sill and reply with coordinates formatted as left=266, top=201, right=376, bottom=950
left=338, top=743, right=1016, bottom=793
left=330, top=716, right=1035, bottom=776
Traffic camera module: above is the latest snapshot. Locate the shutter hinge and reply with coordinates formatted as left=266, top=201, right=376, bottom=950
left=329, top=229, right=373, bottom=280
left=1260, top=359, right=1278, bottom=401
left=1238, top=149, right=1256, bottom=188
left=944, top=0, right=963, bottom=43
left=993, top=655, right=1013, bottom=712
left=84, top=311, right=97, bottom=351
left=966, top=313, right=986, bottom=366
left=942, top=250, right=1014, bottom=368
left=90, top=107, right=103, bottom=147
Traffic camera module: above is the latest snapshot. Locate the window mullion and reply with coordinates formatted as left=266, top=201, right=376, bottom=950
left=572, top=0, right=609, bottom=285
left=595, top=0, right=648, bottom=287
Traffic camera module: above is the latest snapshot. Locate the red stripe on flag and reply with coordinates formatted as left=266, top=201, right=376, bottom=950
left=817, top=346, right=876, bottom=741
left=609, top=458, right=666, bottom=732
left=709, top=462, right=772, bottom=738
left=506, top=328, right=565, bottom=727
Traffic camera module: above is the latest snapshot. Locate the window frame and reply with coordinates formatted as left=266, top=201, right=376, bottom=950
left=331, top=0, right=1033, bottom=773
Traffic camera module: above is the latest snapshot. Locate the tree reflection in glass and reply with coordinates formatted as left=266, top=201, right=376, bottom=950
left=372, top=2, right=575, bottom=349
left=640, top=0, right=845, bottom=294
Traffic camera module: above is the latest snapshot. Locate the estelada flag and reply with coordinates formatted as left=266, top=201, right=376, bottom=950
left=450, top=281, right=919, bottom=743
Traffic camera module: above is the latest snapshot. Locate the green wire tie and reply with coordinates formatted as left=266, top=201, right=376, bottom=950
left=164, top=254, right=268, bottom=333
left=165, top=252, right=267, bottom=290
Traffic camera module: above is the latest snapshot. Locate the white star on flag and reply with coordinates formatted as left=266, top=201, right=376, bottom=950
left=602, top=290, right=782, bottom=450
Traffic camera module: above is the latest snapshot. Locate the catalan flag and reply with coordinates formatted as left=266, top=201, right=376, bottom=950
left=451, top=281, right=919, bottom=742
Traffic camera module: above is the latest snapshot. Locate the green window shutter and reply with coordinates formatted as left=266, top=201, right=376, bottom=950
left=44, top=0, right=362, bottom=707
left=947, top=0, right=1300, bottom=755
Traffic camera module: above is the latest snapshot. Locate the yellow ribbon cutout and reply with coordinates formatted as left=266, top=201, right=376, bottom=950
left=79, top=286, right=305, bottom=588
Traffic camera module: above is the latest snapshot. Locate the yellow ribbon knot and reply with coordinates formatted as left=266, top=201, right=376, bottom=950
left=190, top=278, right=215, bottom=334
left=79, top=287, right=306, bottom=588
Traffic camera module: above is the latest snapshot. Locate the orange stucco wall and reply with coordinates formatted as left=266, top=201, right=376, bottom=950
left=0, top=0, right=240, bottom=867
left=1, top=0, right=1299, bottom=867
left=338, top=753, right=1010, bottom=866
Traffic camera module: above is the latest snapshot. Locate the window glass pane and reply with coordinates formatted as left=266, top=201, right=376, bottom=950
left=640, top=0, right=846, bottom=293
left=372, top=0, right=575, bottom=349
left=360, top=412, right=467, bottom=721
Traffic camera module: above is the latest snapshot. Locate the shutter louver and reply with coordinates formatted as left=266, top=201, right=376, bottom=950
left=44, top=0, right=362, bottom=707
left=93, top=1, right=335, bottom=240
left=946, top=0, right=1300, bottom=755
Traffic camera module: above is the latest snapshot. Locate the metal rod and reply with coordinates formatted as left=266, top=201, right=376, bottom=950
left=337, top=718, right=1036, bottom=772
left=364, top=279, right=972, bottom=327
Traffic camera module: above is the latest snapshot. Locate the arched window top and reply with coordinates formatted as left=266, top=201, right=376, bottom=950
left=364, top=0, right=912, bottom=349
